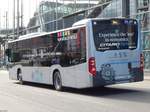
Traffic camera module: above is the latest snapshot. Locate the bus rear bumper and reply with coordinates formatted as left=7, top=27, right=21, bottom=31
left=92, top=69, right=144, bottom=87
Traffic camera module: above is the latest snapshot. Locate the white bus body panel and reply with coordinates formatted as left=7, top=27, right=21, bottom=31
left=9, top=63, right=92, bottom=88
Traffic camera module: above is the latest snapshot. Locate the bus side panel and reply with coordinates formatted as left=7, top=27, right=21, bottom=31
left=22, top=67, right=53, bottom=84
left=22, top=65, right=78, bottom=88
left=61, top=66, right=82, bottom=88
left=60, top=63, right=93, bottom=89
left=74, top=63, right=93, bottom=88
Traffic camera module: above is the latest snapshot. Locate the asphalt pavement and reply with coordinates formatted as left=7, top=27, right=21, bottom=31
left=0, top=70, right=150, bottom=112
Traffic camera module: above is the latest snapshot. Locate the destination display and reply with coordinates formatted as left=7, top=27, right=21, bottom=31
left=92, top=19, right=138, bottom=51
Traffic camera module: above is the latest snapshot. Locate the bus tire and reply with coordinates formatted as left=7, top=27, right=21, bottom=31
left=17, top=69, right=24, bottom=85
left=53, top=71, right=62, bottom=91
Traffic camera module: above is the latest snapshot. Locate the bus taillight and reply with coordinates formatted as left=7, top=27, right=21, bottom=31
left=140, top=53, right=144, bottom=71
left=88, top=57, right=96, bottom=76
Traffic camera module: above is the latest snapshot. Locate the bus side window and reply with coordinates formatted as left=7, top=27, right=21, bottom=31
left=5, top=49, right=21, bottom=62
left=11, top=52, right=21, bottom=62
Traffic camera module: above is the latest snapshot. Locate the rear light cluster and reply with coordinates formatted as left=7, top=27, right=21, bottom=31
left=140, top=53, right=144, bottom=71
left=88, top=57, right=96, bottom=76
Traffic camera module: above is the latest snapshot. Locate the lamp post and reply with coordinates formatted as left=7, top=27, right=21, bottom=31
left=21, top=0, right=23, bottom=35
left=56, top=0, right=58, bottom=30
left=13, top=0, right=16, bottom=39
left=3, top=12, right=8, bottom=66
left=17, top=0, right=20, bottom=37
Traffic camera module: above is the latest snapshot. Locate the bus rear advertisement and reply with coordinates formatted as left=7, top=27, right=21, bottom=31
left=91, top=19, right=143, bottom=86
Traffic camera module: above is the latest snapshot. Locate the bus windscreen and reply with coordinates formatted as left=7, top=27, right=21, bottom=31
left=92, top=19, right=138, bottom=51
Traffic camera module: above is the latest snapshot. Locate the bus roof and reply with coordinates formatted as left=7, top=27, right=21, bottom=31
left=72, top=17, right=136, bottom=26
left=72, top=19, right=91, bottom=27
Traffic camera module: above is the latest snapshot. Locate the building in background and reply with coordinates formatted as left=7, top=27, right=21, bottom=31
left=27, top=0, right=103, bottom=33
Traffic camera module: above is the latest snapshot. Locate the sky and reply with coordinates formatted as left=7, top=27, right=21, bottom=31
left=0, top=0, right=42, bottom=29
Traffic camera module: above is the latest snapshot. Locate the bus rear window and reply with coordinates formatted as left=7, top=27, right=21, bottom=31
left=92, top=19, right=138, bottom=51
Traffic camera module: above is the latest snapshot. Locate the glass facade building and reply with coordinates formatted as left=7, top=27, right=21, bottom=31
left=27, top=0, right=150, bottom=70
left=27, top=0, right=112, bottom=33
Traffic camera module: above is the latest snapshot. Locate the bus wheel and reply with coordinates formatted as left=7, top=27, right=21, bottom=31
left=53, top=71, right=62, bottom=91
left=17, top=70, right=24, bottom=85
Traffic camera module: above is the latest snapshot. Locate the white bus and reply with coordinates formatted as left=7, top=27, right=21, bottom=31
left=6, top=18, right=144, bottom=91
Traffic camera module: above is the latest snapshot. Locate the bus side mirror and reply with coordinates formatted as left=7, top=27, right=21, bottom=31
left=5, top=49, right=11, bottom=57
left=5, top=49, right=12, bottom=62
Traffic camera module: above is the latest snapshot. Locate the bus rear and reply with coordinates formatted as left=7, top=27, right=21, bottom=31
left=88, top=18, right=144, bottom=87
